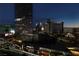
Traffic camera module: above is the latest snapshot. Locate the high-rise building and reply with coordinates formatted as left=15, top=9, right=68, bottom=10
left=15, top=4, right=32, bottom=34
left=44, top=19, right=64, bottom=34
left=34, top=19, right=64, bottom=34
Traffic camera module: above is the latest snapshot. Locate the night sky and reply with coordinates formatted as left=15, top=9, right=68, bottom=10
left=33, top=3, right=79, bottom=27
left=15, top=3, right=32, bottom=18
left=1, top=3, right=79, bottom=27
left=0, top=3, right=15, bottom=24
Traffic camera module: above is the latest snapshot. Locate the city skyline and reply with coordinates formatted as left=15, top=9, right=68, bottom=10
left=0, top=3, right=79, bottom=27
left=33, top=3, right=79, bottom=27
left=0, top=3, right=79, bottom=56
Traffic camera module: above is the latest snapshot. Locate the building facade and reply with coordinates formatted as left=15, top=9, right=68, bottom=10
left=44, top=19, right=64, bottom=34
left=64, top=27, right=74, bottom=33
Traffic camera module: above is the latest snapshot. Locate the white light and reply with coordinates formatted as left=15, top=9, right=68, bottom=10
left=10, top=29, right=15, bottom=34
left=5, top=33, right=14, bottom=36
left=16, top=18, right=22, bottom=21
left=5, top=33, right=9, bottom=36
left=18, top=40, right=22, bottom=43
left=65, top=33, right=75, bottom=38
left=41, top=27, right=44, bottom=31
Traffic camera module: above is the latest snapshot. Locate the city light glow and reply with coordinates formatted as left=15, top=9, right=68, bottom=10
left=18, top=40, right=22, bottom=43
left=41, top=27, right=44, bottom=31
left=10, top=29, right=15, bottom=34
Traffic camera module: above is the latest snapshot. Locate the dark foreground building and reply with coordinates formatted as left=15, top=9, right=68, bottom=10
left=15, top=4, right=32, bottom=34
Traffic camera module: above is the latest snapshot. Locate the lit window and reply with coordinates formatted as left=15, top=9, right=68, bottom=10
left=16, top=18, right=22, bottom=21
